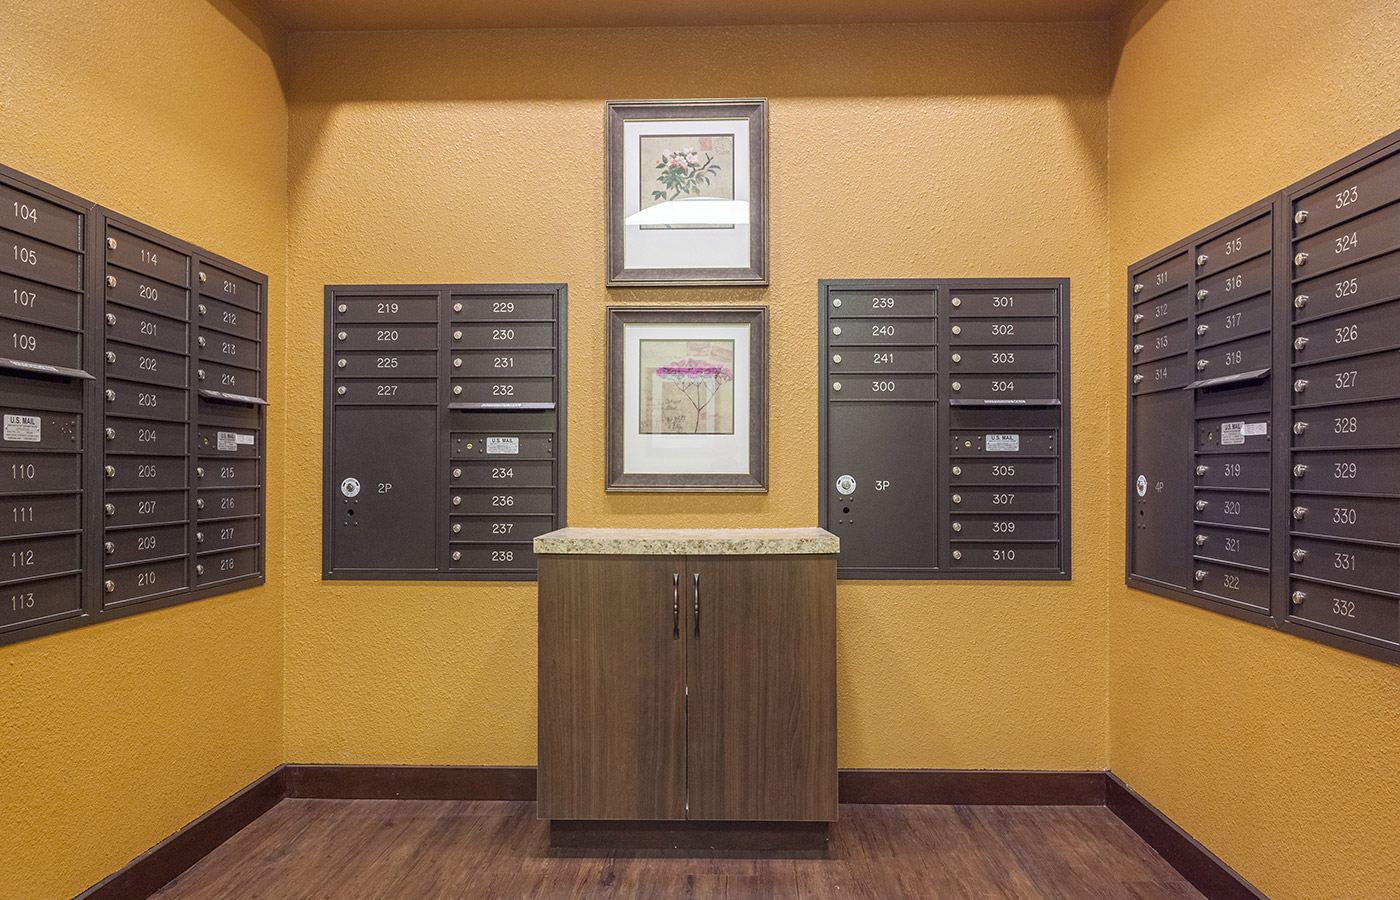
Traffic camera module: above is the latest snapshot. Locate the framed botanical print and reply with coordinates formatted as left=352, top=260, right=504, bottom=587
left=605, top=99, right=768, bottom=287
left=606, top=306, right=768, bottom=491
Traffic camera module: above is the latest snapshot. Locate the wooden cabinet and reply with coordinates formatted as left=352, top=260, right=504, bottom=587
left=537, top=539, right=837, bottom=846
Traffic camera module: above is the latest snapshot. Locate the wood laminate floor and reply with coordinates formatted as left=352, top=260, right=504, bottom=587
left=151, top=800, right=1205, bottom=900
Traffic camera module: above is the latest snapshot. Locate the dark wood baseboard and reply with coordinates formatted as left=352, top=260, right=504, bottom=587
left=550, top=820, right=829, bottom=853
left=1107, top=773, right=1268, bottom=900
left=839, top=768, right=1107, bottom=806
left=284, top=763, right=536, bottom=801
left=73, top=766, right=285, bottom=900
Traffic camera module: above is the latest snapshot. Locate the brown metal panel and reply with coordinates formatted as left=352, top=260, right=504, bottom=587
left=101, top=555, right=189, bottom=608
left=103, top=454, right=188, bottom=492
left=198, top=329, right=258, bottom=367
left=450, top=433, right=554, bottom=460
left=828, top=373, right=935, bottom=402
left=829, top=317, right=935, bottom=346
left=950, top=457, right=1057, bottom=485
left=1292, top=200, right=1400, bottom=280
left=1194, top=452, right=1271, bottom=490
left=1195, top=294, right=1272, bottom=347
left=333, top=323, right=437, bottom=352
left=104, top=380, right=187, bottom=423
left=1292, top=147, right=1400, bottom=239
left=948, top=542, right=1058, bottom=570
left=197, top=359, right=260, bottom=398
left=1131, top=319, right=1190, bottom=363
left=195, top=296, right=259, bottom=340
left=1, top=572, right=81, bottom=631
left=1132, top=284, right=1190, bottom=332
left=1, top=532, right=81, bottom=582
left=104, top=342, right=188, bottom=389
left=0, top=227, right=82, bottom=291
left=1194, top=489, right=1270, bottom=530
left=1192, top=561, right=1269, bottom=609
left=1291, top=398, right=1400, bottom=450
left=0, top=451, right=79, bottom=494
left=1292, top=300, right=1400, bottom=364
left=1292, top=247, right=1400, bottom=323
left=452, top=459, right=553, bottom=488
left=948, top=373, right=1057, bottom=403
left=0, top=183, right=83, bottom=251
left=453, top=348, right=555, bottom=378
left=102, top=523, right=188, bottom=566
left=1196, top=414, right=1272, bottom=453
left=1289, top=495, right=1400, bottom=544
left=448, top=542, right=537, bottom=571
left=452, top=321, right=555, bottom=349
left=197, top=262, right=260, bottom=311
left=949, top=514, right=1058, bottom=542
left=950, top=345, right=1057, bottom=374
left=948, top=288, right=1056, bottom=318
left=106, top=226, right=189, bottom=286
left=105, top=305, right=187, bottom=354
left=950, top=485, right=1057, bottom=514
left=451, top=487, right=554, bottom=515
left=334, top=296, right=438, bottom=323
left=1196, top=332, right=1271, bottom=379
left=197, top=487, right=260, bottom=521
left=450, top=376, right=554, bottom=406
left=826, top=288, right=935, bottom=319
left=1290, top=448, right=1400, bottom=496
left=1192, top=524, right=1270, bottom=569
left=1, top=274, right=82, bottom=331
left=451, top=293, right=554, bottom=322
left=1292, top=351, right=1400, bottom=407
left=949, top=317, right=1055, bottom=345
left=333, top=378, right=437, bottom=405
left=195, top=545, right=260, bottom=584
left=1196, top=253, right=1272, bottom=312
left=1289, top=579, right=1400, bottom=645
left=1290, top=534, right=1400, bottom=596
left=1131, top=250, right=1192, bottom=302
left=0, top=317, right=82, bottom=369
left=950, top=429, right=1058, bottom=456
left=1194, top=212, right=1272, bottom=278
left=0, top=493, right=81, bottom=539
left=102, top=489, right=188, bottom=528
left=197, top=458, right=259, bottom=489
left=1132, top=353, right=1191, bottom=393
left=196, top=517, right=259, bottom=553
left=334, top=350, right=438, bottom=378
left=449, top=515, right=555, bottom=543
left=105, top=266, right=189, bottom=321
left=1130, top=389, right=1194, bottom=589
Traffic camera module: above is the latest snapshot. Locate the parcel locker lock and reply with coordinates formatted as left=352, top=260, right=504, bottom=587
left=1292, top=549, right=1308, bottom=562
left=835, top=474, right=856, bottom=495
left=1292, top=464, right=1308, bottom=477
left=1292, top=506, right=1308, bottom=520
left=340, top=478, right=361, bottom=498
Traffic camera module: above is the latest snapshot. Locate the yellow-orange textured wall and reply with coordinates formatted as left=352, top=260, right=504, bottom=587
left=1108, top=2, right=1400, bottom=899
left=0, top=3, right=289, bottom=899
left=284, top=23, right=1114, bottom=769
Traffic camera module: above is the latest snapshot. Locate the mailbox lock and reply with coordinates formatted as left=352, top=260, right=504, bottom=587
left=951, top=325, right=962, bottom=336
left=106, top=275, right=116, bottom=288
left=454, top=303, right=463, bottom=313
left=1133, top=314, right=1144, bottom=324
left=1133, top=344, right=1144, bottom=354
left=952, top=550, right=962, bottom=560
left=104, top=504, right=115, bottom=516
left=1196, top=253, right=1208, bottom=266
left=453, top=330, right=463, bottom=340
left=952, top=522, right=962, bottom=532
left=952, top=466, right=962, bottom=476
left=1291, top=590, right=1306, bottom=604
left=106, top=237, right=117, bottom=250
left=104, top=465, right=116, bottom=478
left=1195, top=534, right=1207, bottom=546
left=835, top=474, right=856, bottom=495
left=832, top=382, right=842, bottom=392
left=106, top=313, right=117, bottom=325
left=104, top=580, right=115, bottom=593
left=454, top=358, right=462, bottom=368
left=1292, top=421, right=1309, bottom=435
left=104, top=427, right=116, bottom=440
left=1196, top=359, right=1209, bottom=371
left=452, top=523, right=462, bottom=534
left=952, top=382, right=962, bottom=391
left=1196, top=289, right=1208, bottom=300
left=337, top=386, right=347, bottom=395
left=951, top=353, right=962, bottom=363
left=1292, top=549, right=1308, bottom=562
left=453, top=385, right=464, bottom=395
left=1293, top=379, right=1308, bottom=393
left=1293, top=337, right=1309, bottom=350
left=831, top=326, right=842, bottom=336
left=452, top=468, right=462, bottom=478
left=1294, top=295, right=1308, bottom=309
left=198, top=304, right=207, bottom=316
left=1195, top=465, right=1208, bottom=476
left=104, top=542, right=114, bottom=555
left=1195, top=499, right=1208, bottom=511
left=196, top=467, right=206, bottom=478
left=337, top=359, right=346, bottom=368
left=1194, top=570, right=1207, bottom=582
left=105, top=351, right=117, bottom=363
left=197, top=369, right=207, bottom=381
left=196, top=532, right=204, bottom=543
left=831, top=354, right=842, bottom=364
left=1133, top=283, right=1143, bottom=294
left=1292, top=464, right=1308, bottom=477
left=832, top=298, right=842, bottom=308
left=1196, top=324, right=1209, bottom=336
left=1292, top=506, right=1308, bottom=520
left=198, top=336, right=207, bottom=348
left=951, top=297, right=962, bottom=307
left=337, top=331, right=348, bottom=341
left=452, top=495, right=462, bottom=506
left=105, top=389, right=116, bottom=401
left=197, top=271, right=208, bottom=284
left=452, top=551, right=462, bottom=561
left=952, top=494, right=962, bottom=504
left=196, top=499, right=205, bottom=509
left=196, top=564, right=205, bottom=576
left=337, top=303, right=347, bottom=313
left=1294, top=210, right=1308, bottom=224
left=1133, top=374, right=1144, bottom=384
left=1294, top=252, right=1308, bottom=266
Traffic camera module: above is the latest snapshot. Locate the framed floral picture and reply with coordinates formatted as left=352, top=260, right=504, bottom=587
left=606, top=306, right=768, bottom=491
left=605, top=99, right=768, bottom=287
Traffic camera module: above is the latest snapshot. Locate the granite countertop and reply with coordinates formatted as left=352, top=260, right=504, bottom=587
left=534, top=527, right=839, bottom=556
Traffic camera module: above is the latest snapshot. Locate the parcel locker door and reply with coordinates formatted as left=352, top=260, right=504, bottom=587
left=827, top=403, right=936, bottom=573
left=331, top=406, right=437, bottom=572
left=1131, top=389, right=1193, bottom=589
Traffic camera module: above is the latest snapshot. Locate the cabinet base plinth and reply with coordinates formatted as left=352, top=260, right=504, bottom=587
left=548, top=820, right=830, bottom=854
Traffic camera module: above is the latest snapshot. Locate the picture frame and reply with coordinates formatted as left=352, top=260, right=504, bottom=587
left=606, top=306, right=768, bottom=491
left=605, top=99, right=768, bottom=287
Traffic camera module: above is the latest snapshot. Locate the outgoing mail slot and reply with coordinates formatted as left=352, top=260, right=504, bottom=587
left=1196, top=213, right=1272, bottom=278
left=951, top=486, right=1057, bottom=514
left=451, top=377, right=554, bottom=406
left=1291, top=398, right=1400, bottom=450
left=198, top=458, right=258, bottom=488
left=948, top=514, right=1058, bottom=543
left=1293, top=351, right=1400, bottom=407
left=452, top=434, right=554, bottom=459
left=948, top=289, right=1055, bottom=318
left=0, top=228, right=82, bottom=291
left=105, top=455, right=187, bottom=492
left=105, top=419, right=186, bottom=456
left=828, top=290, right=936, bottom=319
left=0, top=317, right=81, bottom=369
left=1196, top=253, right=1272, bottom=312
left=1194, top=452, right=1271, bottom=489
left=1290, top=535, right=1400, bottom=596
left=336, top=351, right=437, bottom=378
left=452, top=460, right=553, bottom=488
left=1, top=572, right=81, bottom=631
left=1293, top=200, right=1400, bottom=279
left=198, top=330, right=258, bottom=368
left=1292, top=152, right=1400, bottom=239
left=947, top=542, right=1059, bottom=570
left=1194, top=489, right=1270, bottom=529
left=0, top=183, right=82, bottom=251
left=1, top=532, right=80, bottom=582
left=1196, top=332, right=1272, bottom=378
left=0, top=274, right=82, bottom=332
left=198, top=264, right=259, bottom=311
left=451, top=515, right=555, bottom=543
left=334, top=379, right=437, bottom=405
left=1293, top=248, right=1400, bottom=323
left=196, top=297, right=259, bottom=341
left=950, top=458, right=1057, bottom=485
left=106, top=227, right=187, bottom=286
left=0, top=408, right=80, bottom=450
left=105, top=306, right=187, bottom=355
left=104, top=523, right=188, bottom=566
left=452, top=294, right=555, bottom=321
left=106, top=267, right=189, bottom=321
left=104, top=489, right=187, bottom=528
left=951, top=345, right=1057, bottom=374
left=197, top=396, right=261, bottom=431
left=105, top=380, right=187, bottom=423
left=197, top=427, right=260, bottom=458
left=1193, top=561, right=1269, bottom=609
left=335, top=296, right=438, bottom=323
left=1197, top=416, right=1271, bottom=452
left=1195, top=294, right=1272, bottom=347
left=949, top=373, right=1057, bottom=403
left=197, top=360, right=259, bottom=397
left=1132, top=251, right=1191, bottom=302
left=195, top=545, right=259, bottom=584
left=452, top=322, right=555, bottom=350
left=1194, top=379, right=1271, bottom=420
left=455, top=487, right=554, bottom=515
left=103, top=556, right=187, bottom=607
left=1133, top=285, right=1189, bottom=333
left=449, top=541, right=536, bottom=571
left=198, top=487, right=259, bottom=521
left=1132, top=320, right=1191, bottom=364
left=1193, top=524, right=1270, bottom=569
left=1291, top=448, right=1400, bottom=495
left=949, top=318, right=1055, bottom=345
left=1289, top=579, right=1400, bottom=645
left=335, top=324, right=437, bottom=352
left=949, top=430, right=1058, bottom=457
left=1293, top=301, right=1400, bottom=364
left=1290, top=495, right=1400, bottom=544
left=0, top=452, right=79, bottom=494
left=106, top=342, right=188, bottom=389
left=829, top=318, right=936, bottom=346
left=196, top=517, right=259, bottom=553
left=829, top=374, right=935, bottom=402
left=454, top=349, right=555, bottom=378
left=1134, top=353, right=1191, bottom=394
left=1, top=493, right=80, bottom=539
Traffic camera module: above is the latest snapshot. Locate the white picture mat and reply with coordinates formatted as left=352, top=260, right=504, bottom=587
left=623, top=322, right=752, bottom=474
left=622, top=118, right=751, bottom=271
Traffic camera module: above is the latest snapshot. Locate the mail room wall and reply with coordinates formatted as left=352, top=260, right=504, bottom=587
left=284, top=23, right=1113, bottom=769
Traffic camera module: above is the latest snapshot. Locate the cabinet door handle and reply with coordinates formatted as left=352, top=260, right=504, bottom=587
left=672, top=573, right=680, bottom=639
left=693, top=573, right=701, bottom=638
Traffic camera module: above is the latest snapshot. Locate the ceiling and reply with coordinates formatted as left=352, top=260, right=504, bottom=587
left=254, top=0, right=1137, bottom=32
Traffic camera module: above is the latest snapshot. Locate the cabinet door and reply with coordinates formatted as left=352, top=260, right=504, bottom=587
left=537, top=555, right=687, bottom=820
left=685, top=555, right=838, bottom=821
